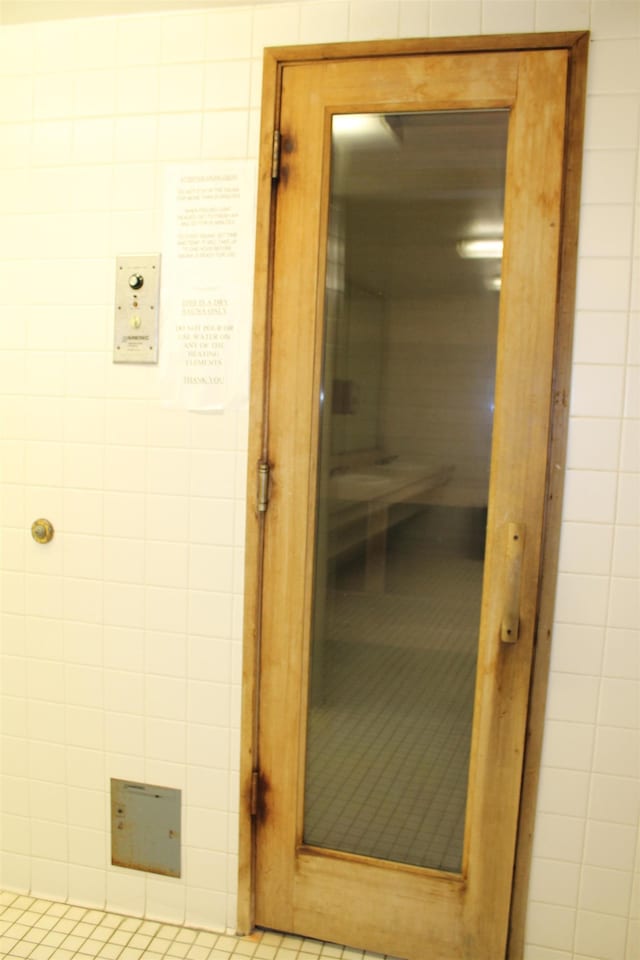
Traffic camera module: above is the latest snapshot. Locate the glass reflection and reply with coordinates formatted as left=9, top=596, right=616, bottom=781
left=303, top=111, right=509, bottom=872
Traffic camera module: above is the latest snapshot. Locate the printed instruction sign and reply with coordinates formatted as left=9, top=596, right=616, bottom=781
left=160, top=161, right=256, bottom=410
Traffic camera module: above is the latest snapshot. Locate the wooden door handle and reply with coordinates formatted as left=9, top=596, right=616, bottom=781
left=501, top=522, right=525, bottom=644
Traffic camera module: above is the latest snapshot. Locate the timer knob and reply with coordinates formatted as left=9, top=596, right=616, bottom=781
left=128, top=273, right=144, bottom=290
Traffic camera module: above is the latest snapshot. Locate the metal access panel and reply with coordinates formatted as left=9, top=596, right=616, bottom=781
left=113, top=254, right=160, bottom=363
left=111, top=778, right=181, bottom=877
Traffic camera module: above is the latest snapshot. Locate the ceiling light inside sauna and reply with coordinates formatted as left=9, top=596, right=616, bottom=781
left=457, top=238, right=504, bottom=259
left=332, top=114, right=398, bottom=148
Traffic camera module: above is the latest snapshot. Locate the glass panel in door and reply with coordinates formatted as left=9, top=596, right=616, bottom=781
left=304, top=110, right=509, bottom=872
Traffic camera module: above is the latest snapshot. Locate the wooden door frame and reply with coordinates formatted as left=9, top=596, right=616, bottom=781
left=239, top=32, right=588, bottom=959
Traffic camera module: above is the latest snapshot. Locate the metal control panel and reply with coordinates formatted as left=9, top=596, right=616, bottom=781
left=111, top=778, right=181, bottom=877
left=113, top=254, right=160, bottom=363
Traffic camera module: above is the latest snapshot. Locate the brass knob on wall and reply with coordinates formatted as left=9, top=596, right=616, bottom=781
left=31, top=519, right=54, bottom=544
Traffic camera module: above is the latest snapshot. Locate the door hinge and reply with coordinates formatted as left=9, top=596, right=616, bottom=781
left=250, top=770, right=260, bottom=816
left=257, top=460, right=270, bottom=513
left=271, top=130, right=281, bottom=181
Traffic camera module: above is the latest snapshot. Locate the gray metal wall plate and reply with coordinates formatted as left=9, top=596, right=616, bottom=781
left=111, top=778, right=181, bottom=877
left=113, top=255, right=160, bottom=363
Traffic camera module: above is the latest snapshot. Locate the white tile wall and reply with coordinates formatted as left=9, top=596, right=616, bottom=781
left=0, top=2, right=637, bottom=959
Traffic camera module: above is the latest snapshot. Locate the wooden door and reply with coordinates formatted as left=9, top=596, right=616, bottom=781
left=241, top=36, right=587, bottom=960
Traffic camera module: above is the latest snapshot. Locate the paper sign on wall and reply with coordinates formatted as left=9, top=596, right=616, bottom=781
left=160, top=161, right=256, bottom=410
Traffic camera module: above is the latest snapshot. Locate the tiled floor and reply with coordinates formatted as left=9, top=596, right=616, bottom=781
left=305, top=524, right=483, bottom=872
left=0, top=891, right=402, bottom=960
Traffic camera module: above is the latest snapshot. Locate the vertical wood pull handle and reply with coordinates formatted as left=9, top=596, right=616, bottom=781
left=501, top=522, right=525, bottom=644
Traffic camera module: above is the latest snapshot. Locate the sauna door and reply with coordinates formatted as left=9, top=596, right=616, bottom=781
left=247, top=40, right=579, bottom=960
